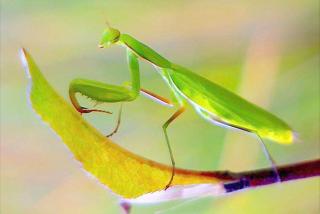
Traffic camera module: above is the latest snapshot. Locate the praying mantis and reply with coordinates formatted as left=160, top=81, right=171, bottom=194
left=69, top=26, right=296, bottom=189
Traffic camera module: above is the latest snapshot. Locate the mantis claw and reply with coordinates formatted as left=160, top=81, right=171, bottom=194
left=164, top=184, right=170, bottom=190
left=77, top=106, right=112, bottom=115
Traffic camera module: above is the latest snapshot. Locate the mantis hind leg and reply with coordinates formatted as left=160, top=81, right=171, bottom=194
left=256, top=135, right=281, bottom=182
left=197, top=109, right=280, bottom=182
left=162, top=107, right=186, bottom=189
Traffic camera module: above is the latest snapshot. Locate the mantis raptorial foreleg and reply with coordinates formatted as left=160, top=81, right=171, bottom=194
left=69, top=49, right=140, bottom=113
left=68, top=49, right=140, bottom=136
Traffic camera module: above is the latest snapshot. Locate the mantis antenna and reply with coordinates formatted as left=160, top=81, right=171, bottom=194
left=105, top=21, right=111, bottom=28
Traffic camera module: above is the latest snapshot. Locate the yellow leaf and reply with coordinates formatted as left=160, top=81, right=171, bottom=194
left=19, top=48, right=232, bottom=199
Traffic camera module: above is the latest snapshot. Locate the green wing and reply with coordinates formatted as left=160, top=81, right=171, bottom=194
left=168, top=64, right=294, bottom=144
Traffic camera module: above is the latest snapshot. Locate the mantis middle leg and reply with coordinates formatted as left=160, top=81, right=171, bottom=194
left=106, top=103, right=123, bottom=137
left=162, top=106, right=186, bottom=189
left=106, top=88, right=174, bottom=137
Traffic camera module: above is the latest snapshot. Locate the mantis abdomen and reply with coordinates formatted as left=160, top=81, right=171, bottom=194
left=166, top=65, right=294, bottom=144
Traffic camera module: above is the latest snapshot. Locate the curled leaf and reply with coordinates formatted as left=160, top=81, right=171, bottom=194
left=19, top=48, right=233, bottom=199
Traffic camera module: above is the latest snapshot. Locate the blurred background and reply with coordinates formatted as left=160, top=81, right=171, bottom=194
left=1, top=0, right=319, bottom=213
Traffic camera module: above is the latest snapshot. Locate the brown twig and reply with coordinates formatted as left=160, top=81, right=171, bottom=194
left=222, top=159, right=320, bottom=192
left=121, top=159, right=319, bottom=213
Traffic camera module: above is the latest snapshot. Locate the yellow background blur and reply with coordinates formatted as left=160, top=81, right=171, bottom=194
left=1, top=0, right=319, bottom=213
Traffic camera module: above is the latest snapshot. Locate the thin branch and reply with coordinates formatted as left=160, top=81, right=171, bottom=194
left=123, top=159, right=319, bottom=213
left=222, top=159, right=320, bottom=192
left=125, top=159, right=319, bottom=208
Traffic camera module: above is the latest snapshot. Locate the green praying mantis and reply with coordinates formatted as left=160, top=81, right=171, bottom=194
left=69, top=26, right=296, bottom=189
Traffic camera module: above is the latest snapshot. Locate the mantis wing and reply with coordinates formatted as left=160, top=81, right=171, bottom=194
left=167, top=65, right=294, bottom=144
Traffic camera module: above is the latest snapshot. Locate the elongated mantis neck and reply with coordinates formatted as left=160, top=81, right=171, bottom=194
left=118, top=33, right=172, bottom=69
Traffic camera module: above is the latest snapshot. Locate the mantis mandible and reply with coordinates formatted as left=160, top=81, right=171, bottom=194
left=69, top=26, right=296, bottom=189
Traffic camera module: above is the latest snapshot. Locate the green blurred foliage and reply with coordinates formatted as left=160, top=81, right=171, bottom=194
left=1, top=0, right=319, bottom=213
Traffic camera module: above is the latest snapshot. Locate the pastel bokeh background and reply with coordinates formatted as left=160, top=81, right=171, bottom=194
left=1, top=0, right=319, bottom=213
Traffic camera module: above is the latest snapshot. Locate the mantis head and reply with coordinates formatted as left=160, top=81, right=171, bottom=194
left=99, top=27, right=121, bottom=48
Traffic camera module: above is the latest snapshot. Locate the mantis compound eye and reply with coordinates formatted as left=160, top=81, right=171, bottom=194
left=99, top=27, right=120, bottom=48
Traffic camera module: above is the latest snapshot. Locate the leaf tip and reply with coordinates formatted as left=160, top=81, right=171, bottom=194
left=19, top=47, right=31, bottom=79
